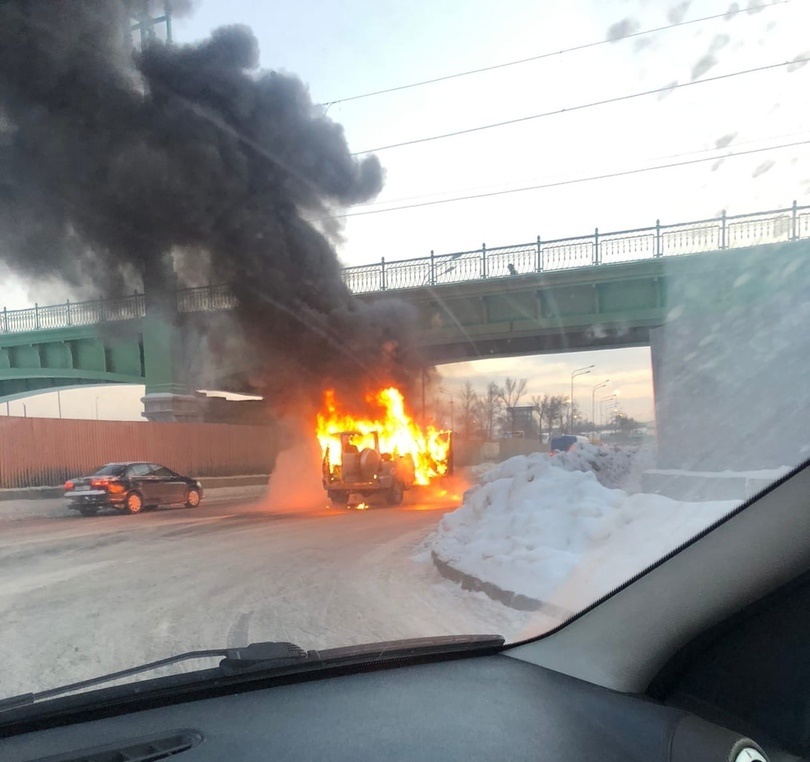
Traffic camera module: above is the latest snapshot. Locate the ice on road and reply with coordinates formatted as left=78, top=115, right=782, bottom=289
left=8, top=442, right=726, bottom=702
left=0, top=485, right=541, bottom=699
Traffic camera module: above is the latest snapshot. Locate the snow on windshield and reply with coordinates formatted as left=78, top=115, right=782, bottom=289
left=1, top=0, right=809, bottom=702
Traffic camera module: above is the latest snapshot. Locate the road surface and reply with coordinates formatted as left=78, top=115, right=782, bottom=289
left=0, top=492, right=546, bottom=701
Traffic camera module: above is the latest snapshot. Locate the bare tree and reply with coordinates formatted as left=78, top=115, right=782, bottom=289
left=476, top=382, right=503, bottom=441
left=532, top=393, right=569, bottom=437
left=496, top=377, right=528, bottom=408
left=558, top=398, right=584, bottom=434
left=497, top=377, right=528, bottom=434
left=531, top=394, right=549, bottom=441
left=459, top=381, right=478, bottom=438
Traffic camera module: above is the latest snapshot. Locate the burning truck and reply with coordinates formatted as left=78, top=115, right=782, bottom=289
left=317, top=388, right=453, bottom=509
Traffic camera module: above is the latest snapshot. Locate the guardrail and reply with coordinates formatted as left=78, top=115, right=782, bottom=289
left=341, top=201, right=810, bottom=292
left=2, top=201, right=808, bottom=335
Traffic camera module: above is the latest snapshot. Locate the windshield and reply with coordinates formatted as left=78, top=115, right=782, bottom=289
left=1, top=0, right=808, bottom=705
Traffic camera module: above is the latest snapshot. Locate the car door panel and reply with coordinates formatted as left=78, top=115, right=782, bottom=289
left=126, top=464, right=160, bottom=504
left=150, top=465, right=185, bottom=504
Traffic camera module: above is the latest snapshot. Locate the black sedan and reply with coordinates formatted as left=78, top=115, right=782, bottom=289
left=64, top=462, right=204, bottom=516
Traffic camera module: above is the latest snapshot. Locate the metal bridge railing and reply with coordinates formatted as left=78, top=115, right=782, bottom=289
left=342, top=201, right=809, bottom=291
left=0, top=293, right=146, bottom=334
left=2, top=202, right=808, bottom=335
left=176, top=283, right=238, bottom=313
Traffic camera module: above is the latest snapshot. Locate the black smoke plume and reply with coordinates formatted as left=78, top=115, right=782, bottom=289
left=0, top=1, right=424, bottom=414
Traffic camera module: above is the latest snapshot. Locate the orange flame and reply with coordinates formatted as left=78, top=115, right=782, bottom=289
left=316, top=387, right=451, bottom=486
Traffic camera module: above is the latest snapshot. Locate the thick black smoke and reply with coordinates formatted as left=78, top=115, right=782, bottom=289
left=0, top=1, right=423, bottom=412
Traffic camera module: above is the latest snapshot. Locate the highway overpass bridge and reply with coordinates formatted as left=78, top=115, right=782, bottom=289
left=1, top=202, right=808, bottom=470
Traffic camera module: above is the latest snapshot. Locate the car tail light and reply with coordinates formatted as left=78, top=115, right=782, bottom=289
left=64, top=481, right=74, bottom=490
left=90, top=478, right=124, bottom=493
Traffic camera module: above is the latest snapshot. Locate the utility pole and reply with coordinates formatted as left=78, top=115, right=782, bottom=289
left=125, top=0, right=173, bottom=49
left=57, top=389, right=63, bottom=419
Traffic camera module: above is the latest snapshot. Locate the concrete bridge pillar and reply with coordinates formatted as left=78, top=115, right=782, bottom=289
left=140, top=310, right=203, bottom=423
left=650, top=243, right=810, bottom=472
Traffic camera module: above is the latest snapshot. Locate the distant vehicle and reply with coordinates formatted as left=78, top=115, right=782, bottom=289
left=550, top=435, right=589, bottom=454
left=64, top=462, right=203, bottom=517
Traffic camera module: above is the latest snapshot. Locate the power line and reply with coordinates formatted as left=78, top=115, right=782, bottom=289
left=334, top=138, right=810, bottom=218
left=321, top=0, right=789, bottom=107
left=352, top=55, right=810, bottom=155
left=341, top=129, right=810, bottom=211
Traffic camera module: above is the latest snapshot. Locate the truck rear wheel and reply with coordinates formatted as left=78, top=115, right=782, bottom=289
left=386, top=481, right=404, bottom=506
left=328, top=490, right=348, bottom=507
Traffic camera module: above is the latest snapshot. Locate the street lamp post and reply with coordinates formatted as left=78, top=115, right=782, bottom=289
left=591, top=380, right=609, bottom=439
left=570, top=365, right=594, bottom=434
left=600, top=394, right=617, bottom=430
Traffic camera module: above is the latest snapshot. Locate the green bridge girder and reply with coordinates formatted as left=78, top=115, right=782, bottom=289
left=0, top=323, right=146, bottom=401
left=0, top=240, right=806, bottom=402
left=361, top=242, right=807, bottom=363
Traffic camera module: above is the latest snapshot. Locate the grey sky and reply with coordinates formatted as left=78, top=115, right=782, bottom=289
left=3, top=0, right=807, bottom=421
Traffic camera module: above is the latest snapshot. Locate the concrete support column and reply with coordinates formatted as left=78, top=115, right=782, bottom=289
left=140, top=306, right=202, bottom=423
left=141, top=392, right=203, bottom=423
left=650, top=249, right=810, bottom=472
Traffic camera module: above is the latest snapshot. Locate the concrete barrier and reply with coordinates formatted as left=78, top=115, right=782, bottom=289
left=431, top=550, right=574, bottom=618
left=641, top=469, right=781, bottom=501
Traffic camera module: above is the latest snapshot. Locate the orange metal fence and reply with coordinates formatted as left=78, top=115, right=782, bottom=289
left=0, top=417, right=279, bottom=488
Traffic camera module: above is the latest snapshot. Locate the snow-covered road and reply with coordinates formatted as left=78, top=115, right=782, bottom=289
left=0, top=494, right=542, bottom=700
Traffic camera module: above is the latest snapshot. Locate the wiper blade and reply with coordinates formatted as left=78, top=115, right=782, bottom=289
left=0, top=641, right=308, bottom=711
left=0, top=634, right=504, bottom=714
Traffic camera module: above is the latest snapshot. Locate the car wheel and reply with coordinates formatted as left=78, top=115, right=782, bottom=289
left=386, top=481, right=404, bottom=506
left=79, top=507, right=98, bottom=517
left=328, top=490, right=348, bottom=507
left=125, top=491, right=143, bottom=514
left=185, top=487, right=201, bottom=508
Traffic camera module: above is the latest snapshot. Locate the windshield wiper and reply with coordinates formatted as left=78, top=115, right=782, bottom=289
left=0, top=634, right=504, bottom=713
left=0, top=641, right=308, bottom=712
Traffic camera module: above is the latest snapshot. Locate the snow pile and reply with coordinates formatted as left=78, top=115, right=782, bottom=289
left=473, top=442, right=654, bottom=491
left=547, top=442, right=654, bottom=490
left=428, top=454, right=737, bottom=610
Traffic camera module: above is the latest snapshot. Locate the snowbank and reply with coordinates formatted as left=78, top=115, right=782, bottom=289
left=428, top=453, right=738, bottom=611
left=471, top=442, right=654, bottom=491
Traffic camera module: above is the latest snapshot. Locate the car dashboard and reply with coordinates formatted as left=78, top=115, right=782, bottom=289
left=0, top=653, right=778, bottom=762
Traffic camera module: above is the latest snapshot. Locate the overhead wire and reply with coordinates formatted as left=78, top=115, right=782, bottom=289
left=333, top=138, right=810, bottom=218
left=320, top=0, right=790, bottom=107
left=337, top=130, right=810, bottom=212
left=351, top=55, right=810, bottom=155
